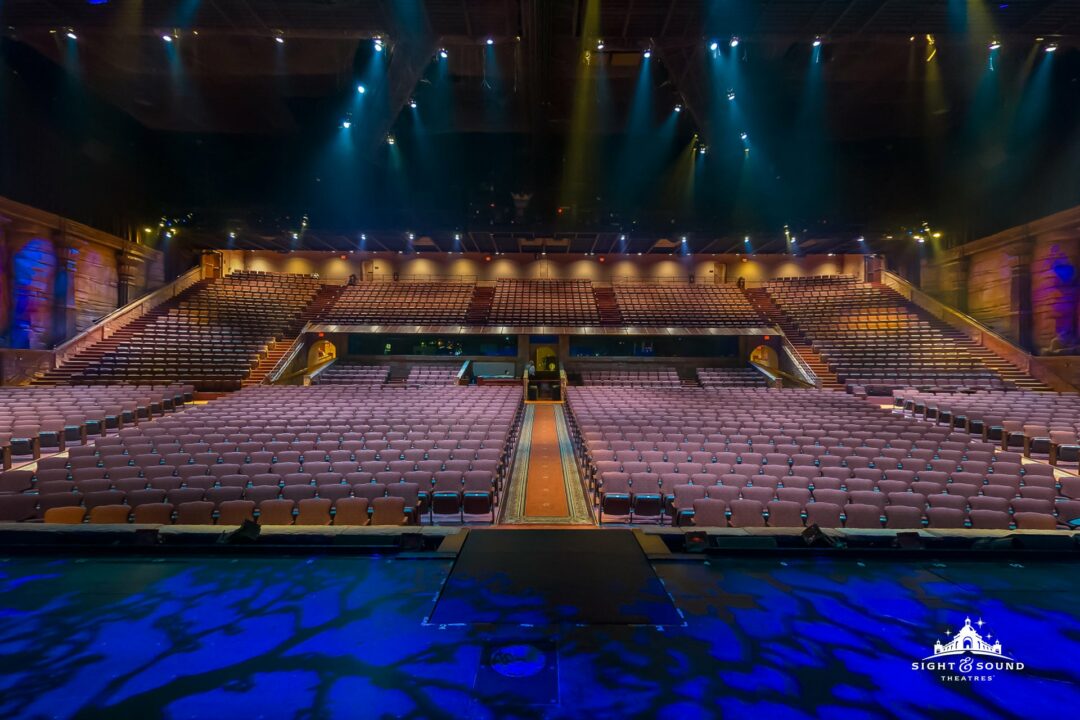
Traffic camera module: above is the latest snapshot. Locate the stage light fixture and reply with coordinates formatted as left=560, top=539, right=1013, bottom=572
left=438, top=48, right=448, bottom=59
left=681, top=236, right=687, bottom=243
left=486, top=38, right=494, bottom=46
left=709, top=41, right=719, bottom=51
left=674, top=103, right=683, bottom=113
left=386, top=134, right=396, bottom=145
left=989, top=40, right=1001, bottom=50
left=357, top=84, right=366, bottom=94
left=740, top=131, right=748, bottom=141
left=374, top=38, right=384, bottom=52
left=812, top=36, right=822, bottom=47
left=643, top=48, right=651, bottom=58
left=857, top=236, right=865, bottom=243
left=291, top=232, right=299, bottom=240
left=727, top=89, right=736, bottom=101
left=163, top=34, right=173, bottom=43
left=65, top=30, right=77, bottom=40
left=341, top=119, right=351, bottom=129
left=275, top=36, right=284, bottom=45
left=730, top=36, right=739, bottom=48
left=228, top=231, right=237, bottom=239
left=597, top=39, right=605, bottom=50
left=407, top=232, right=415, bottom=240
left=698, top=146, right=707, bottom=155
left=1045, top=42, right=1058, bottom=53
left=408, top=98, right=417, bottom=109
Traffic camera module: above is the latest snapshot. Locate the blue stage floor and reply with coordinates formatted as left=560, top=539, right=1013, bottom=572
left=0, top=551, right=1077, bottom=719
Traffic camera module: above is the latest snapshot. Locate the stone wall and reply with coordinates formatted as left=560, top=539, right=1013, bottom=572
left=0, top=196, right=164, bottom=352
left=920, top=205, right=1080, bottom=354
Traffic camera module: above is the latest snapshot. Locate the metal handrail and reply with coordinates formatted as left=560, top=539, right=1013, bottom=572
left=265, top=326, right=309, bottom=384
left=780, top=340, right=820, bottom=388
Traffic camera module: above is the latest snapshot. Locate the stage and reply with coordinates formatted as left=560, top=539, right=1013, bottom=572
left=0, top=530, right=1078, bottom=718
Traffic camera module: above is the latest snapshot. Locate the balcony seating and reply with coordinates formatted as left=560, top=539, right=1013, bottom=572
left=322, top=281, right=474, bottom=325
left=764, top=276, right=1012, bottom=393
left=71, top=272, right=323, bottom=390
left=489, top=280, right=599, bottom=325
left=612, top=282, right=763, bottom=327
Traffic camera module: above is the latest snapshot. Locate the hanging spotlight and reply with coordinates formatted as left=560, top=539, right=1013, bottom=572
left=386, top=134, right=396, bottom=145
left=408, top=98, right=417, bottom=109
left=275, top=36, right=285, bottom=45
left=698, top=145, right=708, bottom=155
left=709, top=40, right=719, bottom=52
left=486, top=38, right=494, bottom=46
left=1045, top=42, right=1059, bottom=53
left=438, top=48, right=448, bottom=59
left=989, top=39, right=1002, bottom=50
left=291, top=232, right=299, bottom=240
left=228, top=231, right=237, bottom=239
left=740, top=131, right=748, bottom=141
left=674, top=103, right=683, bottom=113
left=729, top=36, right=740, bottom=48
left=374, top=37, right=384, bottom=52
left=643, top=48, right=651, bottom=59
left=341, top=118, right=352, bottom=129
left=65, top=30, right=77, bottom=40
left=597, top=39, right=605, bottom=50
left=162, top=34, right=174, bottom=43
left=357, top=84, right=366, bottom=94
left=727, top=89, right=736, bottom=101
left=812, top=36, right=822, bottom=47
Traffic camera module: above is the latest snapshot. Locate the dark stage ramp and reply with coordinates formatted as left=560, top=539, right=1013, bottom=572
left=429, top=529, right=682, bottom=626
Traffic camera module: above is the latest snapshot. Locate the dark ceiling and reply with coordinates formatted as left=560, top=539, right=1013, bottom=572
left=5, top=0, right=1080, bottom=134
left=1, top=1, right=1079, bottom=256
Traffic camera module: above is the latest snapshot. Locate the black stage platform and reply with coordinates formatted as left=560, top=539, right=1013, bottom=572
left=429, top=529, right=683, bottom=626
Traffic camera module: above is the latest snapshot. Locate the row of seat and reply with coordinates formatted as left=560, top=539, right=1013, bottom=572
left=41, top=496, right=408, bottom=526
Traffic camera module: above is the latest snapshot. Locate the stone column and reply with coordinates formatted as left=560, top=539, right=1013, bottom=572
left=117, top=250, right=138, bottom=307
left=941, top=255, right=971, bottom=313
left=1006, top=238, right=1035, bottom=352
left=0, top=218, right=10, bottom=346
left=52, top=230, right=78, bottom=345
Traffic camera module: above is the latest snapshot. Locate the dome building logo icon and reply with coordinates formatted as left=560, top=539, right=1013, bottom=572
left=911, top=615, right=1025, bottom=682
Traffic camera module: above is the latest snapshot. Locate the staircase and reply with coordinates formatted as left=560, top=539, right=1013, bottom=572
left=466, top=285, right=495, bottom=324
left=745, top=288, right=844, bottom=390
left=31, top=280, right=213, bottom=386
left=871, top=283, right=1053, bottom=392
left=242, top=283, right=347, bottom=387
left=592, top=285, right=623, bottom=325
left=679, top=367, right=702, bottom=388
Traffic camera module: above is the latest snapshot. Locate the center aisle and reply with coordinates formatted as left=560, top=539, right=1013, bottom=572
left=501, top=405, right=594, bottom=525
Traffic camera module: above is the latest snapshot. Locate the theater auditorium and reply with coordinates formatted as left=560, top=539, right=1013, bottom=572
left=0, top=1, right=1079, bottom=718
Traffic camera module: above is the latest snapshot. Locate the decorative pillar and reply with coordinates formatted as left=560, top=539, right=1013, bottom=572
left=52, top=230, right=78, bottom=345
left=117, top=250, right=138, bottom=307
left=1006, top=238, right=1035, bottom=352
left=940, top=255, right=971, bottom=313
left=0, top=218, right=10, bottom=346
